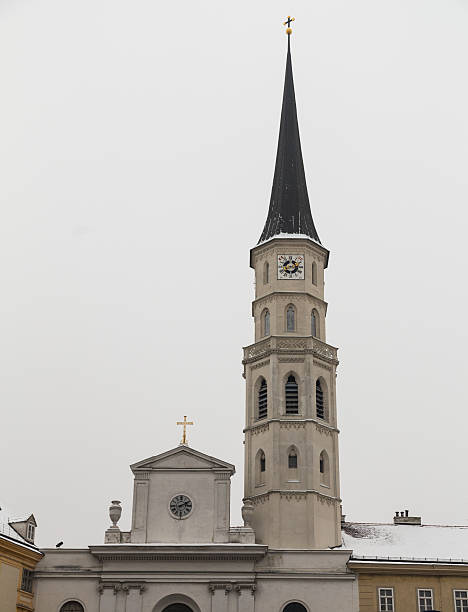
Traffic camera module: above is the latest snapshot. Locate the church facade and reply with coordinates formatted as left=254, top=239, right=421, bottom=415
left=33, top=28, right=358, bottom=612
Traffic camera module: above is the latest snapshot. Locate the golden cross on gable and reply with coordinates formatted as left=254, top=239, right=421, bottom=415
left=177, top=416, right=194, bottom=445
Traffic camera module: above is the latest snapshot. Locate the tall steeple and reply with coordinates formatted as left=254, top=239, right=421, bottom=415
left=242, top=21, right=341, bottom=550
left=259, top=32, right=321, bottom=245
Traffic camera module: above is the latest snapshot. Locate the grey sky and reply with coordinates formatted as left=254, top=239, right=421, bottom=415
left=1, top=0, right=467, bottom=547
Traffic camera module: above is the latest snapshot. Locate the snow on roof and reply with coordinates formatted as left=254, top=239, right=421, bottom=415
left=342, top=522, right=468, bottom=563
left=0, top=506, right=37, bottom=549
left=257, top=232, right=323, bottom=247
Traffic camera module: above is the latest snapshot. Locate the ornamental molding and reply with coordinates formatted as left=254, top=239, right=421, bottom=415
left=243, top=336, right=338, bottom=366
left=209, top=582, right=256, bottom=595
left=280, top=421, right=306, bottom=430
left=248, top=490, right=341, bottom=507
left=251, top=239, right=327, bottom=264
left=134, top=472, right=150, bottom=481
left=251, top=359, right=270, bottom=370
left=214, top=472, right=231, bottom=481
left=98, top=582, right=146, bottom=594
left=313, top=360, right=333, bottom=372
left=278, top=357, right=305, bottom=363
left=248, top=422, right=269, bottom=435
left=245, top=419, right=338, bottom=435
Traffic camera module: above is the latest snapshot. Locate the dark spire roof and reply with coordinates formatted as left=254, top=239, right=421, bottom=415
left=258, top=36, right=321, bottom=245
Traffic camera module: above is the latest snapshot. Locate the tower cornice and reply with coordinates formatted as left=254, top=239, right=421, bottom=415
left=242, top=335, right=338, bottom=367
left=250, top=237, right=329, bottom=269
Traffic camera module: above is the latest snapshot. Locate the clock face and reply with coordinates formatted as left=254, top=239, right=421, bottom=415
left=277, top=254, right=305, bottom=279
left=169, top=494, right=193, bottom=519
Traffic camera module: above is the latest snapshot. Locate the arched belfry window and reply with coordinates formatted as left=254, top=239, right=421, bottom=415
left=312, top=261, right=318, bottom=286
left=263, top=309, right=270, bottom=337
left=320, top=450, right=330, bottom=486
left=260, top=452, right=266, bottom=472
left=263, top=261, right=269, bottom=284
left=285, top=375, right=299, bottom=414
left=286, top=304, right=296, bottom=332
left=288, top=449, right=298, bottom=469
left=60, top=603, right=84, bottom=612
left=316, top=378, right=328, bottom=421
left=283, top=603, right=308, bottom=612
left=311, top=310, right=319, bottom=338
left=258, top=378, right=267, bottom=420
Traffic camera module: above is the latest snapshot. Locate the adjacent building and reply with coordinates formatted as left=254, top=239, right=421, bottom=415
left=0, top=507, right=43, bottom=612
left=344, top=512, right=468, bottom=612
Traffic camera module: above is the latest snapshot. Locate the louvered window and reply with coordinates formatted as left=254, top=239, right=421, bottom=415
left=258, top=379, right=267, bottom=419
left=21, top=569, right=33, bottom=593
left=316, top=379, right=324, bottom=419
left=285, top=375, right=299, bottom=414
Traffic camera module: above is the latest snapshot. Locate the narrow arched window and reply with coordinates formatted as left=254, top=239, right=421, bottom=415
left=285, top=375, right=299, bottom=414
left=286, top=305, right=295, bottom=332
left=263, top=261, right=269, bottom=284
left=258, top=378, right=267, bottom=420
left=320, top=450, right=330, bottom=486
left=311, top=310, right=318, bottom=337
left=60, top=603, right=84, bottom=612
left=263, top=309, right=270, bottom=337
left=288, top=450, right=298, bottom=469
left=256, top=449, right=266, bottom=486
left=316, top=379, right=324, bottom=419
left=312, top=261, right=318, bottom=286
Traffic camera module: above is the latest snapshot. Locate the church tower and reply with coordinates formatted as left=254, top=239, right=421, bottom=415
left=242, top=31, right=342, bottom=549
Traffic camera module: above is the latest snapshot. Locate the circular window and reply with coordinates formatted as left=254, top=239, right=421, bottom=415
left=283, top=604, right=307, bottom=612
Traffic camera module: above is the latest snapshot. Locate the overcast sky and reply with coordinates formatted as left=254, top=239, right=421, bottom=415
left=1, top=0, right=467, bottom=548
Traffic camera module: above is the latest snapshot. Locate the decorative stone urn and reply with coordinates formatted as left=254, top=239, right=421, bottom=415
left=241, top=500, right=254, bottom=528
left=109, top=500, right=122, bottom=529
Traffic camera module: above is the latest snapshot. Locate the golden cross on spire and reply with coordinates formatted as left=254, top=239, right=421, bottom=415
left=177, top=416, right=194, bottom=445
left=283, top=15, right=295, bottom=35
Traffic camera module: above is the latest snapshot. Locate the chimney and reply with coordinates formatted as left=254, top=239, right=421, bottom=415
left=393, top=510, right=421, bottom=526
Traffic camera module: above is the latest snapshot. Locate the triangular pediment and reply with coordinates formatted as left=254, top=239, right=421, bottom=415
left=130, top=445, right=235, bottom=474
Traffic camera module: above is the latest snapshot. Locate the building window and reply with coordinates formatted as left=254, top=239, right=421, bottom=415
left=264, top=261, right=269, bottom=284
left=454, top=590, right=468, bottom=612
left=286, top=304, right=295, bottom=332
left=285, top=375, right=299, bottom=414
left=20, top=569, right=33, bottom=593
left=418, top=589, right=434, bottom=611
left=60, top=603, right=85, bottom=612
left=312, top=261, right=317, bottom=285
left=263, top=309, right=270, bottom=337
left=378, top=588, right=394, bottom=612
left=258, top=378, right=268, bottom=420
left=26, top=523, right=35, bottom=542
left=283, top=604, right=307, bottom=612
left=256, top=449, right=266, bottom=486
left=311, top=309, right=319, bottom=338
left=316, top=379, right=325, bottom=419
left=319, top=450, right=330, bottom=486
left=288, top=449, right=298, bottom=469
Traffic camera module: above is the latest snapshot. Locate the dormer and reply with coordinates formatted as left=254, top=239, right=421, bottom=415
left=9, top=514, right=37, bottom=544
